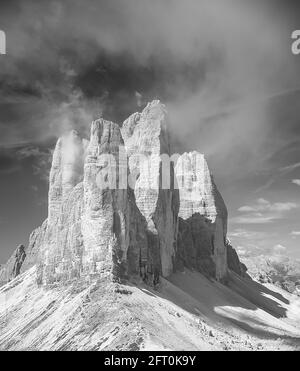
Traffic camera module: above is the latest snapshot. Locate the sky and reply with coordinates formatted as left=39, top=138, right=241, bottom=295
left=0, top=0, right=300, bottom=263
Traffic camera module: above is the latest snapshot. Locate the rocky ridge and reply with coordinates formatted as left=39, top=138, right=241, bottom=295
left=0, top=101, right=244, bottom=287
left=0, top=245, right=26, bottom=285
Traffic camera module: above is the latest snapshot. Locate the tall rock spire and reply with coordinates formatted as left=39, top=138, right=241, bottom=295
left=48, top=130, right=86, bottom=225
left=0, top=101, right=243, bottom=287
left=38, top=119, right=150, bottom=285
left=121, top=100, right=179, bottom=277
left=82, top=119, right=129, bottom=278
left=175, top=152, right=228, bottom=281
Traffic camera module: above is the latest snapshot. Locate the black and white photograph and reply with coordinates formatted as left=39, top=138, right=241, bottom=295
left=0, top=0, right=300, bottom=354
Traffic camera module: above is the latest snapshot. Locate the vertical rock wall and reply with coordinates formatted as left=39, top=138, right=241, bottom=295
left=37, top=120, right=150, bottom=285
left=0, top=101, right=242, bottom=286
left=121, top=101, right=179, bottom=277
left=81, top=119, right=130, bottom=279
left=38, top=131, right=87, bottom=284
left=175, top=152, right=228, bottom=281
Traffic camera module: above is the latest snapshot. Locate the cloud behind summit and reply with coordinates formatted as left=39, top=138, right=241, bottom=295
left=0, top=0, right=300, bottom=261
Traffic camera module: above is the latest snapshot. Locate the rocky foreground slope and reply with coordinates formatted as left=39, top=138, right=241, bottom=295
left=0, top=266, right=299, bottom=350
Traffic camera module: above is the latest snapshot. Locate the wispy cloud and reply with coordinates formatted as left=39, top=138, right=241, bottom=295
left=232, top=243, right=288, bottom=259
left=231, top=198, right=298, bottom=224
left=255, top=163, right=300, bottom=193
left=234, top=244, right=267, bottom=258
left=291, top=231, right=300, bottom=236
left=230, top=215, right=275, bottom=224
left=273, top=244, right=287, bottom=255
left=0, top=0, right=299, bottom=161
left=292, top=179, right=300, bottom=186
left=16, top=146, right=53, bottom=182
left=228, top=228, right=269, bottom=239
left=238, top=198, right=297, bottom=212
left=281, top=163, right=300, bottom=172
left=229, top=229, right=255, bottom=239
left=235, top=246, right=248, bottom=257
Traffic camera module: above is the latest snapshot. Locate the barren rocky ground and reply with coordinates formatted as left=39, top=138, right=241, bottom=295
left=1, top=266, right=299, bottom=351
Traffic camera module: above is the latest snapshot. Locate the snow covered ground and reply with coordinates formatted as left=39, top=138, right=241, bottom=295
left=0, top=266, right=299, bottom=351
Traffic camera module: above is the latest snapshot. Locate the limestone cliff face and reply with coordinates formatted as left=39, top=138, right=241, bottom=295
left=81, top=119, right=140, bottom=280
left=21, top=220, right=48, bottom=273
left=175, top=152, right=228, bottom=281
left=36, top=121, right=148, bottom=284
left=0, top=101, right=246, bottom=287
left=226, top=239, right=247, bottom=277
left=121, top=101, right=179, bottom=277
left=0, top=222, right=48, bottom=285
left=48, top=130, right=87, bottom=226
left=37, top=131, right=87, bottom=284
left=0, top=245, right=26, bottom=285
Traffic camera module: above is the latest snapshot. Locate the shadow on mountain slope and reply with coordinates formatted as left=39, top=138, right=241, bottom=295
left=163, top=270, right=288, bottom=319
left=0, top=266, right=299, bottom=350
left=227, top=271, right=288, bottom=318
left=155, top=269, right=300, bottom=343
left=225, top=316, right=300, bottom=346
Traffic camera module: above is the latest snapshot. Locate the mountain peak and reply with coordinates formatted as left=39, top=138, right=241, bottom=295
left=0, top=104, right=242, bottom=286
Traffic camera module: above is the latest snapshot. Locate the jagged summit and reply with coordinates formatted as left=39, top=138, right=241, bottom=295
left=0, top=101, right=242, bottom=287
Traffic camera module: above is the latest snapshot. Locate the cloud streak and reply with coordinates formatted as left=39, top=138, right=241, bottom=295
left=1, top=0, right=300, bottom=261
left=0, top=0, right=299, bottom=164
left=291, top=231, right=300, bottom=236
left=292, top=179, right=300, bottom=186
left=231, top=198, right=298, bottom=224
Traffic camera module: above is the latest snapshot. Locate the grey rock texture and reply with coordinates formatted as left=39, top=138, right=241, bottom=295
left=37, top=120, right=148, bottom=284
left=37, top=182, right=85, bottom=284
left=226, top=239, right=247, bottom=277
left=12, top=245, right=26, bottom=277
left=0, top=221, right=48, bottom=285
left=175, top=152, right=228, bottom=281
left=48, top=130, right=87, bottom=225
left=37, top=130, right=87, bottom=284
left=21, top=220, right=48, bottom=273
left=0, top=245, right=26, bottom=284
left=122, top=101, right=179, bottom=277
left=0, top=101, right=245, bottom=286
left=81, top=119, right=143, bottom=281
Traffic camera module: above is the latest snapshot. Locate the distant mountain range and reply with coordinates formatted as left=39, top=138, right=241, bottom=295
left=242, top=255, right=300, bottom=296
